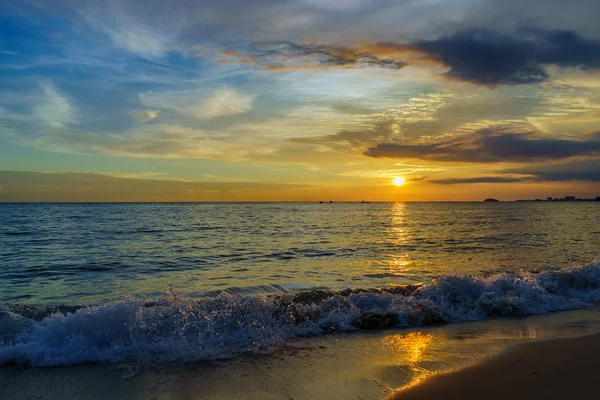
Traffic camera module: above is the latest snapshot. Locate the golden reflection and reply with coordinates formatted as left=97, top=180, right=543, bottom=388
left=391, top=203, right=408, bottom=244
left=388, top=203, right=410, bottom=272
left=517, top=326, right=540, bottom=340
left=381, top=332, right=434, bottom=373
left=381, top=332, right=436, bottom=399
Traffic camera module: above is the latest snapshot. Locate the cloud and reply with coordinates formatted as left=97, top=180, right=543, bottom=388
left=364, top=127, right=600, bottom=162
left=431, top=159, right=600, bottom=184
left=466, top=0, right=600, bottom=39
left=139, top=88, right=254, bottom=120
left=412, top=28, right=600, bottom=85
left=507, top=159, right=600, bottom=182
left=129, top=109, right=160, bottom=122
left=32, top=83, right=76, bottom=128
left=414, top=30, right=547, bottom=85
left=75, top=7, right=176, bottom=57
left=299, top=0, right=368, bottom=11
left=51, top=124, right=251, bottom=159
left=431, top=176, right=529, bottom=184
left=548, top=67, right=600, bottom=88
left=208, top=41, right=407, bottom=72
left=291, top=93, right=458, bottom=152
left=192, top=88, right=254, bottom=120
left=293, top=122, right=397, bottom=153
left=211, top=28, right=600, bottom=86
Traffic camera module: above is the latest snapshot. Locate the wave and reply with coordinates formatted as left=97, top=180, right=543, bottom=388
left=1, top=260, right=600, bottom=367
left=2, top=231, right=34, bottom=236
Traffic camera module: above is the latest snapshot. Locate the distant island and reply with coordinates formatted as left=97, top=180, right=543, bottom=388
left=484, top=196, right=600, bottom=202
left=517, top=196, right=600, bottom=202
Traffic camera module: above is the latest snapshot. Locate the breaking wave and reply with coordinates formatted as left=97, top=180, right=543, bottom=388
left=2, top=260, right=600, bottom=367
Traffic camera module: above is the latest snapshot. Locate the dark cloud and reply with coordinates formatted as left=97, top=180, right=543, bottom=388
left=431, top=159, right=600, bottom=184
left=292, top=122, right=395, bottom=149
left=218, top=28, right=600, bottom=85
left=364, top=128, right=600, bottom=162
left=414, top=28, right=600, bottom=85
left=415, top=30, right=547, bottom=85
left=214, top=41, right=407, bottom=71
left=431, top=177, right=529, bottom=184
left=507, top=159, right=600, bottom=182
left=266, top=41, right=406, bottom=69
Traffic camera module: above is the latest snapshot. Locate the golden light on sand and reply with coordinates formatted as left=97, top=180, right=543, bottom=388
left=393, top=177, right=405, bottom=187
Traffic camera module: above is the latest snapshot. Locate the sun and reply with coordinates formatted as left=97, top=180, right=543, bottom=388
left=393, top=176, right=405, bottom=187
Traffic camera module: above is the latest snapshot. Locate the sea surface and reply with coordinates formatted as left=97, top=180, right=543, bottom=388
left=1, top=202, right=599, bottom=367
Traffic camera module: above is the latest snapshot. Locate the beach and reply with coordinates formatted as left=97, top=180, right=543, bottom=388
left=2, top=308, right=600, bottom=400
left=394, top=332, right=600, bottom=400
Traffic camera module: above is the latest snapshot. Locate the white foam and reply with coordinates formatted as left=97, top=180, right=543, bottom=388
left=1, top=260, right=600, bottom=367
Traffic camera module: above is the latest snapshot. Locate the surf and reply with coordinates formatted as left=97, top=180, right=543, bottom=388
left=2, top=260, right=600, bottom=367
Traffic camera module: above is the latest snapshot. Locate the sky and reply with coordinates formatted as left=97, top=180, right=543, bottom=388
left=1, top=0, right=600, bottom=202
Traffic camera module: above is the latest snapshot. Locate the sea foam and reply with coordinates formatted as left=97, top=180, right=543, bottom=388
left=1, top=260, right=600, bottom=367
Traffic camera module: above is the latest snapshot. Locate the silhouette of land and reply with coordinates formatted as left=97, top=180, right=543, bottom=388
left=516, top=196, right=600, bottom=202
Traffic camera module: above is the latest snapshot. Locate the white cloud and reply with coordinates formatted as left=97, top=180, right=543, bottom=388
left=45, top=124, right=257, bottom=160
left=547, top=67, right=600, bottom=89
left=77, top=10, right=174, bottom=57
left=191, top=88, right=254, bottom=120
left=129, top=109, right=160, bottom=122
left=139, top=87, right=254, bottom=120
left=32, top=83, right=76, bottom=128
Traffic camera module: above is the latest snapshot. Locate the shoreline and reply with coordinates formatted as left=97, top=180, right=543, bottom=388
left=393, top=332, right=600, bottom=400
left=2, top=309, right=600, bottom=400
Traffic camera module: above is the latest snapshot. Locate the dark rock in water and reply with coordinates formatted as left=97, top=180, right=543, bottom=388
left=406, top=305, right=446, bottom=325
left=353, top=311, right=398, bottom=329
left=337, top=284, right=422, bottom=298
left=292, top=290, right=334, bottom=305
left=484, top=198, right=500, bottom=202
left=382, top=284, right=422, bottom=296
left=488, top=304, right=518, bottom=317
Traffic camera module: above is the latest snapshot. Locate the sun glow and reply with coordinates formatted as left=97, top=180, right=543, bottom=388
left=393, top=177, right=405, bottom=187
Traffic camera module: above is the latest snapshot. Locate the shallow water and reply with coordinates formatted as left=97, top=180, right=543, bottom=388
left=1, top=202, right=599, bottom=304
left=3, top=308, right=600, bottom=400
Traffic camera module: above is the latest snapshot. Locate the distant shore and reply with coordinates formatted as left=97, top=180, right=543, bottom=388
left=393, top=332, right=600, bottom=400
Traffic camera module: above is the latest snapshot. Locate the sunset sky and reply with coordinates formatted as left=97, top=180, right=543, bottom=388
left=1, top=0, right=600, bottom=201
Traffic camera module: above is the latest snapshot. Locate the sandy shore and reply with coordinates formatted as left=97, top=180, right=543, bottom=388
left=2, top=309, right=600, bottom=400
left=393, top=332, right=600, bottom=400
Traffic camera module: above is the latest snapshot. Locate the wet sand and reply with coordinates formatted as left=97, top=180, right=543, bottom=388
left=393, top=332, right=600, bottom=400
left=2, top=309, right=600, bottom=400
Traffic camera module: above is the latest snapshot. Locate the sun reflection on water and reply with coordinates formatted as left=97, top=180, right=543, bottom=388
left=381, top=332, right=434, bottom=375
left=387, top=203, right=412, bottom=274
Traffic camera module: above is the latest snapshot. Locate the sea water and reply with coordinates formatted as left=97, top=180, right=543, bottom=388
left=1, top=202, right=599, bottom=366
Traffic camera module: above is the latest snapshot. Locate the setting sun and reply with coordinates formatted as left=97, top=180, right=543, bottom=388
left=393, top=177, right=406, bottom=187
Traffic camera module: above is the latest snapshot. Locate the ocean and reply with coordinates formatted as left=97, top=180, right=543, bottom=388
left=1, top=202, right=599, bottom=367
